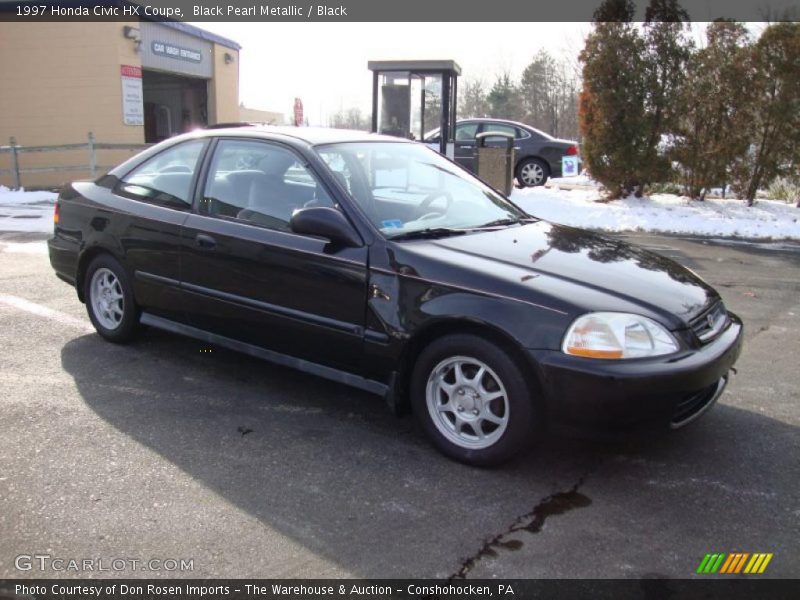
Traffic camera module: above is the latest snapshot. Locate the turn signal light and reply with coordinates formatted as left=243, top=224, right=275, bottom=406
left=53, top=201, right=60, bottom=225
left=565, top=346, right=623, bottom=359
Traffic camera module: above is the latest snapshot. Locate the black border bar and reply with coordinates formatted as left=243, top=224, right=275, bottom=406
left=2, top=579, right=800, bottom=600
left=1, top=0, right=799, bottom=22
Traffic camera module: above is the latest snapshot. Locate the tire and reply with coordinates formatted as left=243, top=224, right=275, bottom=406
left=83, top=254, right=140, bottom=344
left=516, top=158, right=549, bottom=187
left=410, top=334, right=538, bottom=466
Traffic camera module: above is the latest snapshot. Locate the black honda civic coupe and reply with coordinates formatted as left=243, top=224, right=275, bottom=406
left=48, top=126, right=743, bottom=466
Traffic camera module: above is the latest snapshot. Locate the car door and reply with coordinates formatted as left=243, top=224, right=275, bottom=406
left=113, top=138, right=208, bottom=322
left=179, top=137, right=369, bottom=373
left=453, top=122, right=480, bottom=172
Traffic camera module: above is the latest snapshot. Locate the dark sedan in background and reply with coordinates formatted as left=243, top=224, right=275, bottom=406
left=49, top=126, right=740, bottom=466
left=426, top=118, right=580, bottom=187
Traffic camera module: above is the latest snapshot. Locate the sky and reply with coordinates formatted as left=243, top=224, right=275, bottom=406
left=191, top=21, right=767, bottom=127
left=189, top=22, right=593, bottom=125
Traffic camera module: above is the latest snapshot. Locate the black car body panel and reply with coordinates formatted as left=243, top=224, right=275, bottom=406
left=178, top=211, right=369, bottom=371
left=48, top=126, right=742, bottom=434
left=419, top=222, right=718, bottom=328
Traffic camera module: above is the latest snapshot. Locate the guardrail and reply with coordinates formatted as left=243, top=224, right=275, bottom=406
left=0, top=132, right=151, bottom=189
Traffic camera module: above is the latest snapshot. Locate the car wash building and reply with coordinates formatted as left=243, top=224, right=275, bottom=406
left=0, top=20, right=240, bottom=187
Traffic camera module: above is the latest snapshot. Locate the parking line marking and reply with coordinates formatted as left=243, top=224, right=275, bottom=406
left=0, top=293, right=94, bottom=333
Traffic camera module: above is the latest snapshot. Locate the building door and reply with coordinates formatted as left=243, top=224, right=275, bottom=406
left=142, top=70, right=208, bottom=143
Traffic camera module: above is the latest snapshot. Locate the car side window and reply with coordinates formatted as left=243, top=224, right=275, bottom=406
left=120, top=140, right=205, bottom=208
left=455, top=123, right=479, bottom=141
left=483, top=124, right=516, bottom=139
left=202, top=140, right=334, bottom=232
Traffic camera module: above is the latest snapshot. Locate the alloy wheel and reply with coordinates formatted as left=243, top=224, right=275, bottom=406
left=520, top=161, right=544, bottom=186
left=90, top=267, right=124, bottom=330
left=425, top=356, right=510, bottom=449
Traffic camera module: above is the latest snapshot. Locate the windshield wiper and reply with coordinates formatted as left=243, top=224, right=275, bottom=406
left=389, top=227, right=469, bottom=241
left=470, top=216, right=538, bottom=230
left=472, top=217, right=522, bottom=229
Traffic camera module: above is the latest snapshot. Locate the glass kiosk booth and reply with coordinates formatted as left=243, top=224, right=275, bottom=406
left=368, top=60, right=461, bottom=159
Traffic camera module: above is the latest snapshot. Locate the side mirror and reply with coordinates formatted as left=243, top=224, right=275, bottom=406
left=290, top=207, right=362, bottom=247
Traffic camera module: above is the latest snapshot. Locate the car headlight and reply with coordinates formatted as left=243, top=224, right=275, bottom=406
left=562, top=312, right=679, bottom=359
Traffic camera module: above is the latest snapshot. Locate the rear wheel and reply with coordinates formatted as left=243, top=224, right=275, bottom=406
left=84, top=254, right=139, bottom=343
left=516, top=158, right=549, bottom=187
left=411, top=334, right=538, bottom=466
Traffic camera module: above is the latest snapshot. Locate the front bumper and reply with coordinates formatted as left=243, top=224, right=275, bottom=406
left=529, top=313, right=743, bottom=433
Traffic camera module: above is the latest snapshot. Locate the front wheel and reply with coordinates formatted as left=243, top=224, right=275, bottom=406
left=516, top=158, right=549, bottom=187
left=411, top=334, right=538, bottom=466
left=84, top=254, right=140, bottom=343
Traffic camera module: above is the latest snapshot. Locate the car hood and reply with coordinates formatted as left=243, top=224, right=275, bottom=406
left=410, top=221, right=718, bottom=328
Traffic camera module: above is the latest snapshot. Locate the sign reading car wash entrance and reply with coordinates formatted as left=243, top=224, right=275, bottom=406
left=120, top=65, right=144, bottom=126
left=151, top=41, right=203, bottom=63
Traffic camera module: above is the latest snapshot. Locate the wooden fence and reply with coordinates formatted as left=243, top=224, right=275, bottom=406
left=0, top=132, right=151, bottom=189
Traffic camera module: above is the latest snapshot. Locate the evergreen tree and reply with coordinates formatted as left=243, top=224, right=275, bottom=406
left=592, top=0, right=636, bottom=21
left=487, top=73, right=521, bottom=121
left=731, top=22, right=800, bottom=205
left=579, top=0, right=651, bottom=197
left=519, top=50, right=558, bottom=133
left=518, top=50, right=580, bottom=139
left=641, top=0, right=693, bottom=186
left=671, top=20, right=752, bottom=199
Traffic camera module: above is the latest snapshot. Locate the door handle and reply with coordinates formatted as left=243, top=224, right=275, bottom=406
left=195, top=234, right=217, bottom=250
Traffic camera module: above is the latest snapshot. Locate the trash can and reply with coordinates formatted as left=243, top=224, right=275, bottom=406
left=475, top=131, right=515, bottom=196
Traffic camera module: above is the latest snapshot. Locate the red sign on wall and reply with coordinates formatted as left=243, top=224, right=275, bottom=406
left=293, top=98, right=304, bottom=126
left=120, top=64, right=144, bottom=126
left=120, top=65, right=142, bottom=78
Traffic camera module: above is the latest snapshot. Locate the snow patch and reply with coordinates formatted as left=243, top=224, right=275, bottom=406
left=510, top=186, right=800, bottom=240
left=0, top=185, right=57, bottom=233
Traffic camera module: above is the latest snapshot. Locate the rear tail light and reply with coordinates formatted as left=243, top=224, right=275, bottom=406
left=566, top=145, right=579, bottom=156
left=53, top=201, right=60, bottom=225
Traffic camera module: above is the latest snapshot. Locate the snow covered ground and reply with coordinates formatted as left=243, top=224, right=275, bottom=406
left=548, top=174, right=600, bottom=188
left=1, top=183, right=799, bottom=240
left=0, top=185, right=57, bottom=233
left=511, top=186, right=800, bottom=240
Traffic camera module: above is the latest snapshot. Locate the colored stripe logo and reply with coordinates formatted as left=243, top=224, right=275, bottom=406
left=696, top=552, right=773, bottom=574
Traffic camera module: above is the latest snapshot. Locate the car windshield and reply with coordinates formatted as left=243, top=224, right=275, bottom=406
left=315, top=142, right=529, bottom=239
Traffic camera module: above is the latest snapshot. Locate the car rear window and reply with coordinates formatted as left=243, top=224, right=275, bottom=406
left=120, top=140, right=205, bottom=208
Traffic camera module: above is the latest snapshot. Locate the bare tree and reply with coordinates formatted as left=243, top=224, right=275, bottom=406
left=328, top=107, right=370, bottom=131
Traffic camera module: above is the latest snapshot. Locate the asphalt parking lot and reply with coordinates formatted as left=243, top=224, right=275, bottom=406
left=0, top=230, right=798, bottom=579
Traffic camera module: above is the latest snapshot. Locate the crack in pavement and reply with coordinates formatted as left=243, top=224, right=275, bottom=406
left=449, top=473, right=594, bottom=580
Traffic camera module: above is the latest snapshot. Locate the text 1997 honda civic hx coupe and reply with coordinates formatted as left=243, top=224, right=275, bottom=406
left=49, top=126, right=743, bottom=465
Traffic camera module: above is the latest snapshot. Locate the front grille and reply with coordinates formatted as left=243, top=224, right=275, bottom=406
left=690, top=301, right=729, bottom=343
left=671, top=378, right=724, bottom=427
